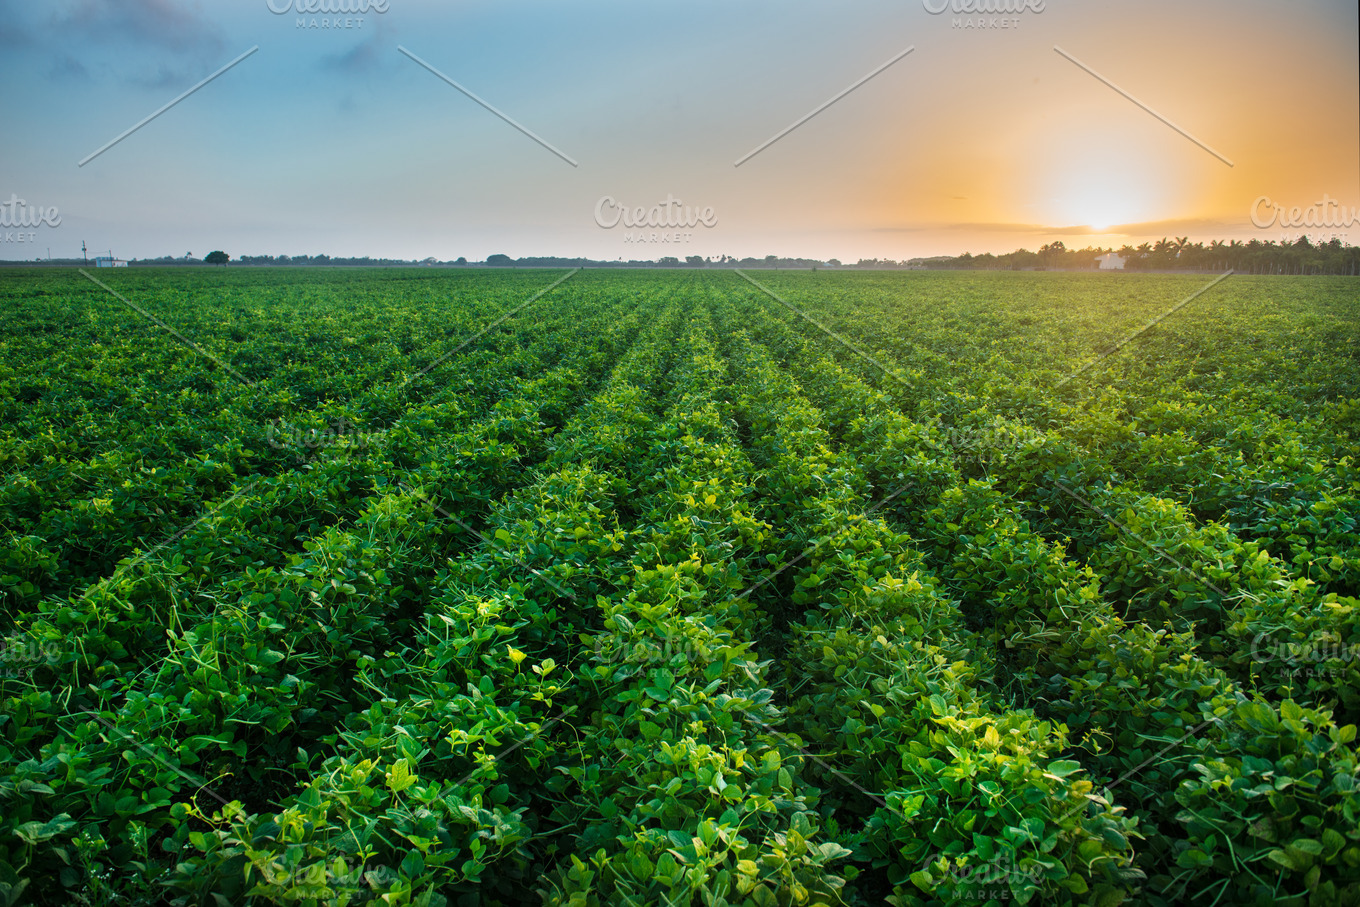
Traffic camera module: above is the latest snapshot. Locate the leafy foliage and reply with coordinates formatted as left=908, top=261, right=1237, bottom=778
left=1, top=268, right=1357, bottom=905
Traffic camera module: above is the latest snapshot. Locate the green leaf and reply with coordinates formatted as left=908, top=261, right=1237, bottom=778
left=1101, top=828, right=1128, bottom=850
left=386, top=758, right=415, bottom=793
left=1267, top=848, right=1305, bottom=872
left=1046, top=759, right=1082, bottom=779
left=14, top=815, right=75, bottom=845
left=400, top=849, right=425, bottom=878
left=1239, top=701, right=1279, bottom=733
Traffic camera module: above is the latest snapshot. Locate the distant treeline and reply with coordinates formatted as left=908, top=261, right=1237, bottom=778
left=222, top=239, right=1360, bottom=274
left=7, top=237, right=1358, bottom=273
left=915, top=237, right=1360, bottom=275
left=228, top=253, right=844, bottom=269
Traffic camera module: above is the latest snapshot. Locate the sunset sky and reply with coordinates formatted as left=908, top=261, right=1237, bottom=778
left=1, top=0, right=1356, bottom=262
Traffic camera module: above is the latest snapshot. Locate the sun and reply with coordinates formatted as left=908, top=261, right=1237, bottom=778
left=1030, top=116, right=1182, bottom=237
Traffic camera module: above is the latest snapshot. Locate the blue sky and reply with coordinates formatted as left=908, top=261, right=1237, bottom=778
left=1, top=0, right=1356, bottom=262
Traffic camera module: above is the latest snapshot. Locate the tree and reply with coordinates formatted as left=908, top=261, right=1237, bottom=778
left=685, top=255, right=704, bottom=267
left=204, top=250, right=229, bottom=265
left=486, top=254, right=513, bottom=267
left=1038, top=241, right=1065, bottom=267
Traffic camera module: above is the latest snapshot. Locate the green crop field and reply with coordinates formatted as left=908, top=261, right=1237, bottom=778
left=2, top=267, right=1359, bottom=906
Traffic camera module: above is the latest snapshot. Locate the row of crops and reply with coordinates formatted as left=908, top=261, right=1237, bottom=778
left=1, top=267, right=1358, bottom=905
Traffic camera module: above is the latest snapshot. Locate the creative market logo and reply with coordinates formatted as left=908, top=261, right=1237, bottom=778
left=914, top=848, right=1047, bottom=901
left=1251, top=194, right=1356, bottom=243
left=923, top=0, right=1046, bottom=29
left=1, top=194, right=61, bottom=244
left=594, top=194, right=718, bottom=245
left=940, top=423, right=1048, bottom=465
left=267, top=0, right=389, bottom=29
left=1250, top=632, right=1360, bottom=680
left=267, top=417, right=380, bottom=452
left=0, top=635, right=60, bottom=678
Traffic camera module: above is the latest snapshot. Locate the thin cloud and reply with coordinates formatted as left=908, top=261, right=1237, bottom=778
left=130, top=61, right=201, bottom=91
left=873, top=216, right=1237, bottom=237
left=53, top=0, right=222, bottom=55
left=0, top=0, right=33, bottom=47
left=38, top=0, right=224, bottom=88
left=873, top=221, right=1053, bottom=235
left=1108, top=216, right=1243, bottom=236
left=48, top=54, right=91, bottom=81
left=324, top=37, right=383, bottom=73
left=0, top=22, right=31, bottom=48
left=322, top=22, right=391, bottom=75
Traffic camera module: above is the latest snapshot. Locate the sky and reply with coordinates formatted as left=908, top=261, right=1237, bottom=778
left=1, top=0, right=1356, bottom=262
